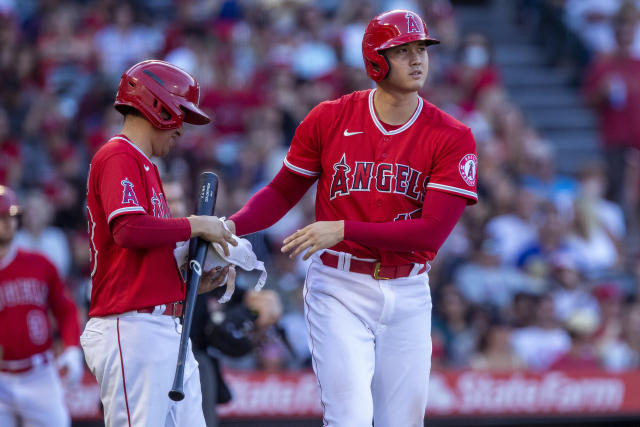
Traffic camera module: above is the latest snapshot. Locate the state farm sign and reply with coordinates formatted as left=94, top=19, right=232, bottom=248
left=217, top=370, right=640, bottom=419
left=66, top=368, right=640, bottom=420
left=428, top=371, right=629, bottom=415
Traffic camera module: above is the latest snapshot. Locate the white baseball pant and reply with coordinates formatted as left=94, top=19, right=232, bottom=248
left=304, top=251, right=433, bottom=427
left=0, top=356, right=70, bottom=427
left=81, top=311, right=205, bottom=427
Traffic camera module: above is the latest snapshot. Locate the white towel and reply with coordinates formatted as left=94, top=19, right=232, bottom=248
left=173, top=229, right=267, bottom=303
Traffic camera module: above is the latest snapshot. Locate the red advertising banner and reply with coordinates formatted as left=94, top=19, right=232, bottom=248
left=217, top=370, right=640, bottom=419
left=67, top=368, right=640, bottom=420
left=427, top=370, right=640, bottom=417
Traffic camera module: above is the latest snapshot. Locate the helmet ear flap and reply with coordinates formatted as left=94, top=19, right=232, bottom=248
left=381, top=53, right=391, bottom=80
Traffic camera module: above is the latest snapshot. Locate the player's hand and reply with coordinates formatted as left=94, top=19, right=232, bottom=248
left=188, top=215, right=237, bottom=256
left=281, top=220, right=344, bottom=260
left=56, top=346, right=84, bottom=385
left=244, top=289, right=283, bottom=331
left=198, top=264, right=234, bottom=295
left=225, top=219, right=237, bottom=235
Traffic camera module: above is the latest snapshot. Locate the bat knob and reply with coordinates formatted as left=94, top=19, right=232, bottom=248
left=169, top=390, right=185, bottom=401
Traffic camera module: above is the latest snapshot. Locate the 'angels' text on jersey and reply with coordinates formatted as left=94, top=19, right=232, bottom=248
left=329, top=154, right=428, bottom=202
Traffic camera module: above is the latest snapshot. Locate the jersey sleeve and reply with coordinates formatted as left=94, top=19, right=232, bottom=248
left=427, top=128, right=478, bottom=204
left=284, top=103, right=324, bottom=177
left=96, top=153, right=148, bottom=223
left=45, top=257, right=80, bottom=347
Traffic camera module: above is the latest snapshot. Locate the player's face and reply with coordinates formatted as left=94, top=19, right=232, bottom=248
left=382, top=41, right=429, bottom=92
left=0, top=214, right=17, bottom=246
left=152, top=125, right=184, bottom=157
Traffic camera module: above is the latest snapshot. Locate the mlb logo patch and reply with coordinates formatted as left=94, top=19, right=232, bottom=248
left=459, top=154, right=477, bottom=186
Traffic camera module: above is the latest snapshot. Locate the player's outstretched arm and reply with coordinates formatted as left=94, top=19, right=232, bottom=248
left=228, top=166, right=316, bottom=236
left=281, top=220, right=345, bottom=260
left=187, top=215, right=237, bottom=257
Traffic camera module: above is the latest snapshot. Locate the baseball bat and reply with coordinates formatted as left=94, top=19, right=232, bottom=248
left=169, top=172, right=219, bottom=401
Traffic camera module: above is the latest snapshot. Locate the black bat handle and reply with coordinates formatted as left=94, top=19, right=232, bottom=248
left=169, top=172, right=218, bottom=401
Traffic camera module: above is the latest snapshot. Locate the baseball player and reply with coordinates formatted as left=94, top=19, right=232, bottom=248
left=81, top=60, right=237, bottom=427
left=226, top=10, right=478, bottom=426
left=0, top=185, right=84, bottom=427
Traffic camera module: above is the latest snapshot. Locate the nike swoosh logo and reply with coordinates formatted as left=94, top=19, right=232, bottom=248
left=343, top=130, right=364, bottom=137
left=144, top=165, right=150, bottom=172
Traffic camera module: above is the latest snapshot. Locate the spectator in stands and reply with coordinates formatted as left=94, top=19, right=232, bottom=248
left=582, top=2, right=640, bottom=205
left=455, top=238, right=544, bottom=309
left=550, top=253, right=601, bottom=323
left=576, top=163, right=626, bottom=238
left=549, top=309, right=601, bottom=370
left=565, top=0, right=625, bottom=56
left=486, top=185, right=540, bottom=266
left=470, top=322, right=525, bottom=371
left=565, top=193, right=622, bottom=277
left=507, top=291, right=539, bottom=329
left=446, top=32, right=501, bottom=112
left=512, top=295, right=571, bottom=370
left=599, top=301, right=640, bottom=371
left=14, top=190, right=70, bottom=278
left=520, top=143, right=578, bottom=214
left=37, top=5, right=94, bottom=118
left=432, top=285, right=478, bottom=368
left=93, top=3, right=164, bottom=83
left=516, top=201, right=570, bottom=278
left=593, top=282, right=626, bottom=361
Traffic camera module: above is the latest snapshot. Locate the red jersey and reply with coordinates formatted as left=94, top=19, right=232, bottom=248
left=0, top=246, right=80, bottom=360
left=582, top=54, right=640, bottom=149
left=86, top=135, right=185, bottom=317
left=285, top=89, right=478, bottom=265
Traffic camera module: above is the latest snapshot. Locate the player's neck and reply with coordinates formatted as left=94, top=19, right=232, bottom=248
left=372, top=87, right=419, bottom=126
left=121, top=117, right=154, bottom=158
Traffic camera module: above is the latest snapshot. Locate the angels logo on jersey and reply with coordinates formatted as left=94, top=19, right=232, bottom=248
left=121, top=178, right=139, bottom=205
left=406, top=13, right=421, bottom=33
left=459, top=154, right=478, bottom=187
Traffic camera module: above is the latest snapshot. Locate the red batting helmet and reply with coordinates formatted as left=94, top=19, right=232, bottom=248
left=114, top=60, right=210, bottom=130
left=362, top=9, right=440, bottom=82
left=0, top=185, right=20, bottom=216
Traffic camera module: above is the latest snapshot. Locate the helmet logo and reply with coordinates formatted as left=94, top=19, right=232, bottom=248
left=406, top=13, right=421, bottom=33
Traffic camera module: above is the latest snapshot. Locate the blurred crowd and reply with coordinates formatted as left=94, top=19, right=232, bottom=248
left=1, top=0, right=639, bottom=381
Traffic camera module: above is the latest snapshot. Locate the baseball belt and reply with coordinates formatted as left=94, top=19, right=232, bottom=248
left=320, top=252, right=427, bottom=280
